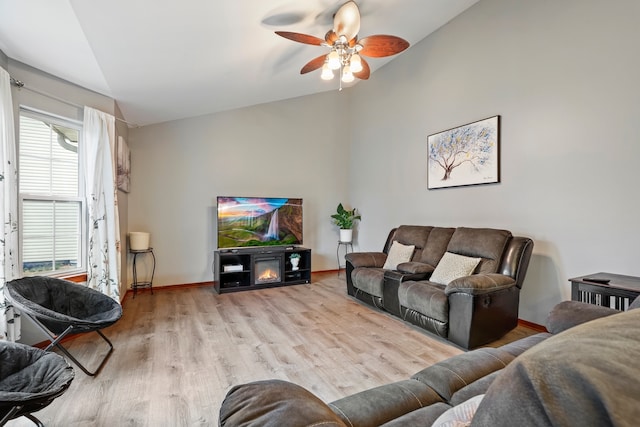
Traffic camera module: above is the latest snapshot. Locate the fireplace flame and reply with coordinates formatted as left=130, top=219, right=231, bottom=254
left=258, top=268, right=279, bottom=281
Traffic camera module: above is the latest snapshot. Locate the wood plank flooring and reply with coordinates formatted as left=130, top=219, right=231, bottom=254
left=7, top=272, right=537, bottom=426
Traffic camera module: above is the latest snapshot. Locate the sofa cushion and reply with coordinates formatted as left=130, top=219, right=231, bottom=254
left=390, top=226, right=433, bottom=262
left=219, top=379, right=347, bottom=427
left=383, top=241, right=416, bottom=270
left=351, top=267, right=385, bottom=298
left=398, top=281, right=448, bottom=323
left=379, top=402, right=451, bottom=427
left=450, top=336, right=555, bottom=405
left=446, top=228, right=511, bottom=274
left=471, top=308, right=640, bottom=426
left=430, top=252, right=481, bottom=285
left=450, top=371, right=499, bottom=406
left=496, top=333, right=551, bottom=358
left=412, top=347, right=515, bottom=402
left=329, top=378, right=443, bottom=427
left=546, top=300, right=620, bottom=334
left=419, top=227, right=456, bottom=267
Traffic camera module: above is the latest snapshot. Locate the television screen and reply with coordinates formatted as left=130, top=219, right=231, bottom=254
left=217, top=197, right=303, bottom=249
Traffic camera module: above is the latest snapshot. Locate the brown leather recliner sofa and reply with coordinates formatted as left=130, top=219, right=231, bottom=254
left=344, top=226, right=534, bottom=349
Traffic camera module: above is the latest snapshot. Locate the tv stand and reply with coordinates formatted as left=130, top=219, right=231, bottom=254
left=214, top=247, right=311, bottom=294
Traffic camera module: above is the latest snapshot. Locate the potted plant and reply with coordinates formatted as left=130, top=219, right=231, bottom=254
left=331, top=203, right=361, bottom=243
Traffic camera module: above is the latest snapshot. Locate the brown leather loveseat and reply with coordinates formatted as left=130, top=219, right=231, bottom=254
left=344, top=226, right=534, bottom=349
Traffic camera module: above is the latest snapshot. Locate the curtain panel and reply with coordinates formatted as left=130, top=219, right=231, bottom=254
left=0, top=67, right=21, bottom=341
left=82, top=107, right=121, bottom=301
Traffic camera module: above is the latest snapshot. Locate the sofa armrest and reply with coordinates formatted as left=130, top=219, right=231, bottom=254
left=219, top=380, right=347, bottom=427
left=396, top=261, right=435, bottom=275
left=344, top=252, right=387, bottom=269
left=445, top=274, right=516, bottom=296
left=546, top=301, right=620, bottom=334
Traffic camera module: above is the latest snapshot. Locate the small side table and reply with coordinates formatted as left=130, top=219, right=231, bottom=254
left=337, top=241, right=353, bottom=277
left=569, top=272, right=640, bottom=310
left=131, top=248, right=156, bottom=298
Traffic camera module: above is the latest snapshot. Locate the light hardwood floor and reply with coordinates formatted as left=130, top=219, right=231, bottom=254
left=8, top=272, right=537, bottom=426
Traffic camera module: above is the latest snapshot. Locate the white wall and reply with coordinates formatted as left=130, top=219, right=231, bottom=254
left=128, top=91, right=351, bottom=285
left=349, top=0, right=640, bottom=324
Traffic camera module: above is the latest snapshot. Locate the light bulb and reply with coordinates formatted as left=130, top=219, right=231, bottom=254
left=341, top=64, right=354, bottom=83
left=321, top=63, right=334, bottom=80
left=350, top=54, right=363, bottom=73
left=327, top=50, right=341, bottom=70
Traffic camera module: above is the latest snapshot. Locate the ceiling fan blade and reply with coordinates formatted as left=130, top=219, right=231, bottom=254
left=275, top=31, right=326, bottom=46
left=358, top=35, right=410, bottom=58
left=325, top=30, right=338, bottom=45
left=300, top=55, right=327, bottom=74
left=333, top=1, right=360, bottom=41
left=354, top=58, right=370, bottom=80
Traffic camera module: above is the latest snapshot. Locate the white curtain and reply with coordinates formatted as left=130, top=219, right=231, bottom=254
left=82, top=107, right=121, bottom=300
left=0, top=67, right=20, bottom=341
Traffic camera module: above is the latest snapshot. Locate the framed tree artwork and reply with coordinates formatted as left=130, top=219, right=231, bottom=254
left=117, top=136, right=131, bottom=193
left=427, top=115, right=500, bottom=189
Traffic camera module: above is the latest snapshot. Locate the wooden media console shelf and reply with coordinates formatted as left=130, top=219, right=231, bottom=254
left=214, top=247, right=311, bottom=294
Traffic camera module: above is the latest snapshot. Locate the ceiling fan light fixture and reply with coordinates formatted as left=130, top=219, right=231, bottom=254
left=321, top=63, right=334, bottom=80
left=341, top=65, right=354, bottom=83
left=327, top=50, right=341, bottom=70
left=350, top=53, right=363, bottom=72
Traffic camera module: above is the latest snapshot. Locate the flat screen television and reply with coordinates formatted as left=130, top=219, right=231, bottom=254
left=217, top=197, right=303, bottom=249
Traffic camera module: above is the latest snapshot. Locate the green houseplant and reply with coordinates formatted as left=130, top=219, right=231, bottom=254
left=331, top=203, right=361, bottom=242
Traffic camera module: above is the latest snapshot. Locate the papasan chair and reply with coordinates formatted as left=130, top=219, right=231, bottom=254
left=0, top=340, right=74, bottom=426
left=5, top=277, right=123, bottom=376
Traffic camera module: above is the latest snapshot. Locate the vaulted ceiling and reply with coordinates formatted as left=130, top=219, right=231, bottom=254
left=0, top=0, right=479, bottom=126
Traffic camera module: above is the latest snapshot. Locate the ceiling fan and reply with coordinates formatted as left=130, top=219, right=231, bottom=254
left=275, top=1, right=410, bottom=86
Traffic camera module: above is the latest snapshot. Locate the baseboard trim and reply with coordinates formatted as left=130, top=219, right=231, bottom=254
left=122, top=281, right=214, bottom=301
left=518, top=318, right=547, bottom=332
left=122, top=273, right=341, bottom=298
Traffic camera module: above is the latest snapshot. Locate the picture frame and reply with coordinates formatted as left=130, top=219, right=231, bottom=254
left=427, top=115, right=500, bottom=190
left=117, top=136, right=131, bottom=193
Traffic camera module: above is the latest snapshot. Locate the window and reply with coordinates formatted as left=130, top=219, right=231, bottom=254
left=18, top=109, right=85, bottom=276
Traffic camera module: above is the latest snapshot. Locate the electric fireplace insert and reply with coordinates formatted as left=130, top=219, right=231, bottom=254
left=253, top=254, right=283, bottom=285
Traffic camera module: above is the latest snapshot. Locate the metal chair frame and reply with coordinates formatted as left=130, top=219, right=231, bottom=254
left=27, top=315, right=115, bottom=377
left=1, top=407, right=45, bottom=427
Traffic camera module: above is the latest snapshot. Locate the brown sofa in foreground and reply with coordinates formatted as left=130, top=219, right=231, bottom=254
left=219, top=298, right=640, bottom=426
left=345, top=226, right=534, bottom=349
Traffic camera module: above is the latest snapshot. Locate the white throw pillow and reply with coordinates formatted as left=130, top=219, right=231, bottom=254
left=430, top=252, right=481, bottom=285
left=382, top=241, right=415, bottom=270
left=432, top=394, right=484, bottom=427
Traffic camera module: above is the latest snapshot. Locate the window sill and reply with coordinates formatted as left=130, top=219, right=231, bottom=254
left=60, top=273, right=87, bottom=283
left=24, top=270, right=87, bottom=283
